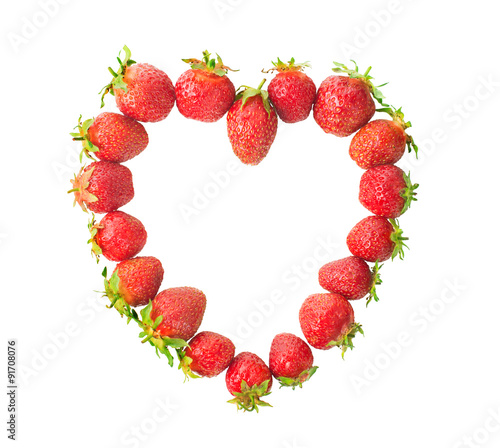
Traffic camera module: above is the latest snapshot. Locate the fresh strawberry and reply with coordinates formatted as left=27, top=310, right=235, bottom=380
left=359, top=164, right=418, bottom=218
left=179, top=331, right=235, bottom=379
left=226, top=352, right=273, bottom=412
left=71, top=113, right=148, bottom=163
left=319, top=256, right=381, bottom=304
left=103, top=257, right=164, bottom=310
left=69, top=161, right=134, bottom=214
left=100, top=45, right=175, bottom=123
left=175, top=50, right=236, bottom=122
left=299, top=293, right=363, bottom=357
left=313, top=60, right=387, bottom=137
left=346, top=215, right=408, bottom=262
left=268, top=333, right=317, bottom=389
left=226, top=79, right=278, bottom=165
left=88, top=211, right=147, bottom=262
left=266, top=57, right=316, bottom=123
left=150, top=287, right=206, bottom=341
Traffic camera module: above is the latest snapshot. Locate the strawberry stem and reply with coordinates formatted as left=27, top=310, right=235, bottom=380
left=366, top=260, right=383, bottom=306
left=227, top=379, right=272, bottom=412
left=400, top=171, right=419, bottom=215
left=389, top=219, right=409, bottom=260
left=376, top=106, right=419, bottom=157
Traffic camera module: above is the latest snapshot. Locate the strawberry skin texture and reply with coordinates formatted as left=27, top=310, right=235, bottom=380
left=184, top=331, right=235, bottom=378
left=319, top=256, right=373, bottom=300
left=95, top=211, right=147, bottom=262
left=299, top=293, right=354, bottom=350
left=349, top=119, right=406, bottom=169
left=359, top=164, right=407, bottom=218
left=313, top=75, right=375, bottom=137
left=226, top=352, right=273, bottom=395
left=88, top=112, right=148, bottom=163
left=269, top=333, right=314, bottom=380
left=112, top=256, right=164, bottom=307
left=114, top=63, right=176, bottom=123
left=347, top=216, right=395, bottom=262
left=150, top=287, right=206, bottom=341
left=227, top=96, right=278, bottom=165
left=268, top=71, right=316, bottom=123
left=175, top=70, right=235, bottom=122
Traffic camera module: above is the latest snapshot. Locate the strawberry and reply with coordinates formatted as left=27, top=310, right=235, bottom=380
left=359, top=164, right=418, bottom=218
left=313, top=60, right=387, bottom=137
left=226, top=79, right=278, bottom=165
left=319, top=256, right=382, bottom=304
left=103, top=257, right=164, bottom=310
left=266, top=57, right=316, bottom=123
left=88, top=211, right=147, bottom=262
left=268, top=333, right=317, bottom=389
left=100, top=45, right=175, bottom=123
left=175, top=50, right=236, bottom=122
left=70, top=113, right=148, bottom=163
left=179, top=331, right=235, bottom=379
left=346, top=215, right=408, bottom=262
left=349, top=107, right=418, bottom=169
left=150, top=287, right=206, bottom=341
left=226, top=352, right=273, bottom=412
left=299, top=293, right=363, bottom=357
left=69, top=161, right=134, bottom=214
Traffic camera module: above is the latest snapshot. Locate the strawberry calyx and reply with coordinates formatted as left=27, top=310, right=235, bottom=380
left=87, top=213, right=103, bottom=262
left=376, top=106, right=419, bottom=157
left=227, top=379, right=272, bottom=412
left=235, top=78, right=272, bottom=117
left=327, top=322, right=364, bottom=359
left=99, top=45, right=136, bottom=108
left=400, top=171, right=419, bottom=215
left=177, top=351, right=201, bottom=381
left=332, top=60, right=388, bottom=107
left=182, top=50, right=237, bottom=77
left=263, top=57, right=311, bottom=73
left=102, top=267, right=134, bottom=317
left=389, top=218, right=409, bottom=261
left=276, top=366, right=318, bottom=390
left=366, top=260, right=383, bottom=306
left=70, top=115, right=98, bottom=162
left=68, top=166, right=98, bottom=213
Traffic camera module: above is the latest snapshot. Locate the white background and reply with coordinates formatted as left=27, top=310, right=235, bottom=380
left=1, top=0, right=499, bottom=447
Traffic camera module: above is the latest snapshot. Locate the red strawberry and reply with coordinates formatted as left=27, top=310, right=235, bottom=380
left=101, top=45, right=175, bottom=123
left=346, top=215, right=408, bottom=262
left=268, top=333, right=317, bottom=389
left=313, top=60, right=387, bottom=137
left=104, top=256, right=164, bottom=310
left=89, top=211, right=147, bottom=262
left=359, top=164, right=418, bottom=218
left=226, top=79, right=278, bottom=165
left=71, top=113, right=148, bottom=163
left=226, top=352, right=273, bottom=412
left=266, top=57, right=316, bottom=123
left=319, top=256, right=381, bottom=304
left=175, top=50, right=236, bottom=122
left=299, top=293, right=363, bottom=357
left=69, top=161, right=134, bottom=214
left=349, top=107, right=418, bottom=169
left=150, top=287, right=206, bottom=341
left=179, top=331, right=235, bottom=379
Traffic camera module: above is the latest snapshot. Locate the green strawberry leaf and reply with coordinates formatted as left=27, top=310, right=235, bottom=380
left=389, top=219, right=410, bottom=261
left=366, top=260, right=383, bottom=306
left=327, top=322, right=364, bottom=359
left=228, top=379, right=272, bottom=412
left=276, top=365, right=318, bottom=389
left=400, top=171, right=419, bottom=215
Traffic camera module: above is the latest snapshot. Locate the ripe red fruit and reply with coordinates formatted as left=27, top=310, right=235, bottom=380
left=226, top=352, right=273, bottom=412
left=105, top=256, right=164, bottom=308
left=359, top=164, right=418, bottom=218
left=227, top=79, right=278, bottom=165
left=101, top=45, right=175, bottom=123
left=150, top=287, right=206, bottom=341
left=266, top=57, right=316, bottom=123
left=175, top=50, right=236, bottom=122
left=89, top=211, right=147, bottom=262
left=269, top=333, right=317, bottom=389
left=347, top=215, right=408, bottom=262
left=71, top=113, right=148, bottom=163
left=179, top=331, right=235, bottom=379
left=299, top=293, right=363, bottom=357
left=319, top=256, right=381, bottom=304
left=69, top=161, right=134, bottom=214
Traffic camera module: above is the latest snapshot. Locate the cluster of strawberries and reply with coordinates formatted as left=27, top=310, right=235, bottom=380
left=69, top=46, right=418, bottom=412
